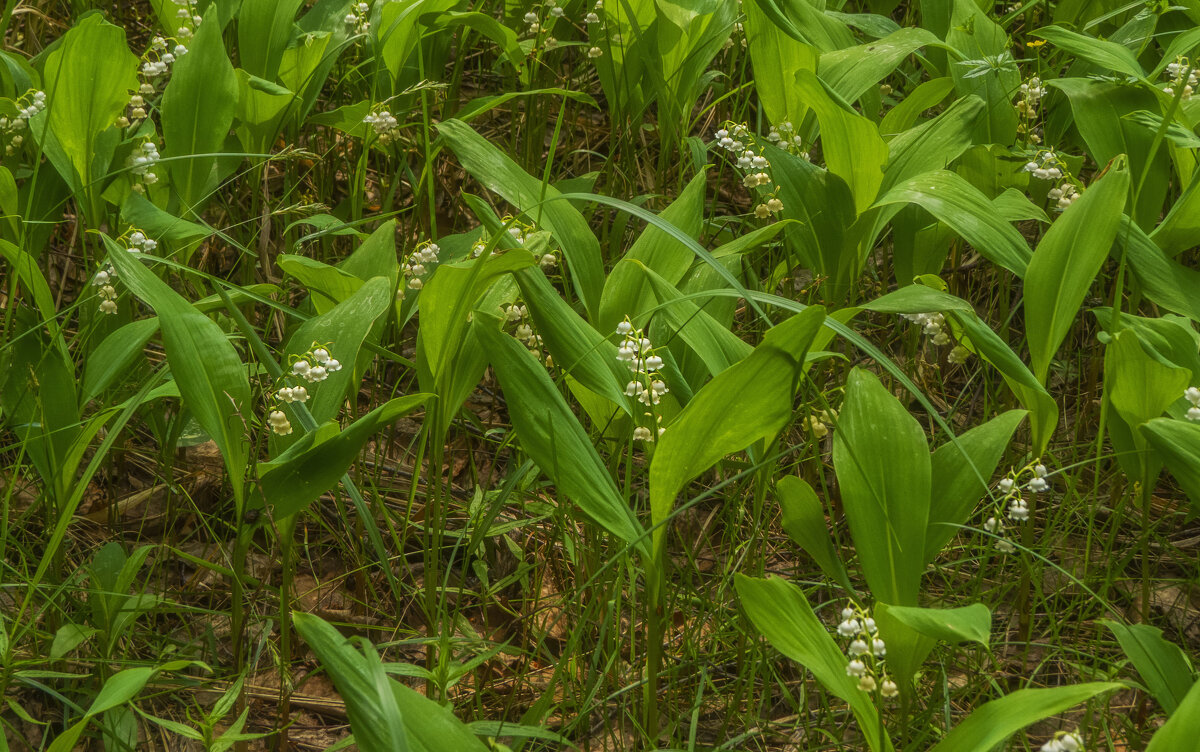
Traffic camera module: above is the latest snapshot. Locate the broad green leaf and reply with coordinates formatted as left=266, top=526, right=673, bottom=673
left=833, top=368, right=929, bottom=606
left=277, top=255, right=364, bottom=313
left=777, top=476, right=853, bottom=593
left=1050, top=78, right=1167, bottom=227
left=879, top=96, right=985, bottom=194
left=735, top=575, right=892, bottom=752
left=259, top=395, right=429, bottom=520
left=879, top=77, right=955, bottom=137
left=1105, top=331, right=1190, bottom=480
left=598, top=172, right=707, bottom=332
left=473, top=317, right=647, bottom=556
left=416, top=249, right=535, bottom=432
left=1118, top=215, right=1200, bottom=323
left=650, top=307, right=826, bottom=555
left=947, top=0, right=1018, bottom=143
left=766, top=144, right=856, bottom=296
left=1152, top=170, right=1200, bottom=255
left=120, top=192, right=211, bottom=249
left=292, top=612, right=413, bottom=752
left=795, top=69, right=887, bottom=213
left=1024, top=163, right=1130, bottom=383
left=438, top=119, right=604, bottom=320
left=1141, top=419, right=1200, bottom=512
left=35, top=15, right=138, bottom=212
left=743, top=0, right=818, bottom=126
left=234, top=70, right=296, bottom=156
left=48, top=667, right=159, bottom=752
left=162, top=6, right=238, bottom=214
left=105, top=242, right=251, bottom=511
left=285, top=277, right=394, bottom=425
left=635, top=261, right=753, bottom=377
left=883, top=603, right=991, bottom=647
left=928, top=683, right=1121, bottom=752
left=1034, top=26, right=1145, bottom=78
left=236, top=0, right=304, bottom=81
left=515, top=268, right=630, bottom=411
left=820, top=27, right=944, bottom=104
left=873, top=170, right=1031, bottom=277
left=926, top=410, right=1026, bottom=560
left=82, top=318, right=160, bottom=404
left=1146, top=678, right=1200, bottom=751
left=864, top=284, right=1057, bottom=453
left=1101, top=620, right=1195, bottom=715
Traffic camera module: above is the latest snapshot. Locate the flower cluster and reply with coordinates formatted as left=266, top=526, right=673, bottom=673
left=291, top=346, right=343, bottom=384
left=129, top=35, right=189, bottom=112
left=128, top=141, right=160, bottom=192
left=984, top=461, right=1051, bottom=553
left=397, top=240, right=440, bottom=297
left=1022, top=150, right=1082, bottom=211
left=1039, top=730, right=1084, bottom=752
left=722, top=22, right=746, bottom=50
left=900, top=311, right=952, bottom=346
left=93, top=263, right=119, bottom=315
left=503, top=303, right=550, bottom=365
left=765, top=120, right=806, bottom=156
left=1046, top=182, right=1080, bottom=211
left=1, top=89, right=45, bottom=155
left=1184, top=387, right=1200, bottom=421
left=363, top=107, right=401, bottom=145
left=835, top=604, right=898, bottom=698
left=616, top=317, right=667, bottom=442
left=714, top=122, right=784, bottom=218
left=1015, top=76, right=1045, bottom=119
left=807, top=407, right=838, bottom=439
left=1162, top=58, right=1196, bottom=99
left=344, top=2, right=371, bottom=36
left=266, top=344, right=337, bottom=436
left=1022, top=149, right=1065, bottom=181
left=124, top=230, right=158, bottom=254
left=171, top=0, right=202, bottom=40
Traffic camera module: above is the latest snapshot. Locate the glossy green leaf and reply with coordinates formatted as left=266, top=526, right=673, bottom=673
left=742, top=0, right=818, bottom=126
left=438, top=119, right=604, bottom=320
left=820, top=28, right=944, bottom=104
left=650, top=307, right=826, bottom=555
left=873, top=170, right=1031, bottom=277
left=1101, top=620, right=1195, bottom=715
left=259, top=395, right=429, bottom=520
left=285, top=277, right=395, bottom=425
left=34, top=15, right=138, bottom=212
left=162, top=6, right=239, bottom=214
left=879, top=96, right=985, bottom=194
left=777, top=476, right=853, bottom=593
left=515, top=268, right=629, bottom=412
left=105, top=241, right=251, bottom=510
left=1034, top=26, right=1144, bottom=78
left=928, top=683, right=1121, bottom=752
left=833, top=368, right=929, bottom=605
left=883, top=603, right=991, bottom=647
left=735, top=575, right=892, bottom=752
left=1141, top=419, right=1200, bottom=512
left=795, top=70, right=887, bottom=213
left=82, top=318, right=160, bottom=403
left=927, top=410, right=1026, bottom=560
left=473, top=317, right=647, bottom=556
left=1146, top=678, right=1200, bottom=751
left=1025, top=163, right=1129, bottom=383
left=236, top=0, right=304, bottom=81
